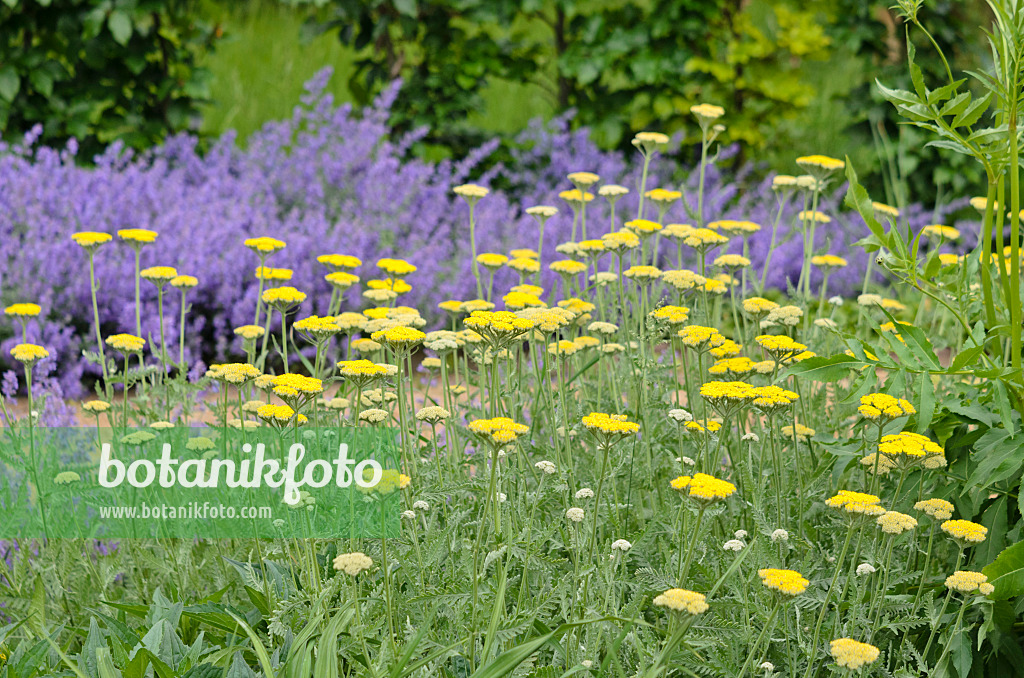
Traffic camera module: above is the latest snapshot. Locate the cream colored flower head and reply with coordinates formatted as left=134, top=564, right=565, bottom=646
left=653, top=588, right=709, bottom=615
left=333, top=551, right=373, bottom=576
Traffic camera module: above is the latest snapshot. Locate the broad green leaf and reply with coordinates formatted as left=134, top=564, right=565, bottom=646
left=983, top=540, right=1024, bottom=600
left=108, top=10, right=133, bottom=46
left=783, top=354, right=861, bottom=383
left=843, top=160, right=885, bottom=240
left=964, top=428, right=1024, bottom=492
left=0, top=65, right=20, bottom=102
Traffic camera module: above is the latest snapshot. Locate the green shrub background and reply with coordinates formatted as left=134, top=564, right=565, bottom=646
left=0, top=0, right=991, bottom=201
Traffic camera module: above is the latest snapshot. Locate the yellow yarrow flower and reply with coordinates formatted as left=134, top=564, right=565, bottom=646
left=713, top=254, right=751, bottom=268
left=683, top=228, right=729, bottom=249
left=811, top=254, right=848, bottom=269
left=858, top=393, right=915, bottom=421
left=872, top=201, right=900, bottom=218
left=453, top=183, right=489, bottom=200
left=377, top=258, right=417, bottom=276
left=742, top=297, right=778, bottom=316
left=945, top=571, right=994, bottom=595
left=781, top=423, right=815, bottom=441
left=711, top=220, right=761, bottom=236
left=622, top=265, right=662, bottom=282
left=922, top=224, right=961, bottom=240
left=118, top=228, right=159, bottom=245
left=567, top=171, right=600, bottom=187
left=877, top=510, right=918, bottom=535
left=234, top=324, right=266, bottom=341
left=829, top=638, right=879, bottom=670
left=317, top=253, right=362, bottom=270
left=255, top=266, right=293, bottom=281
left=826, top=490, right=885, bottom=516
left=262, top=286, right=307, bottom=308
left=797, top=210, right=831, bottom=223
left=650, top=305, right=690, bottom=326
left=670, top=472, right=736, bottom=502
left=652, top=588, right=709, bottom=614
left=914, top=498, right=954, bottom=520
left=941, top=519, right=987, bottom=544
left=796, top=155, right=845, bottom=172
left=72, top=231, right=113, bottom=250
left=140, top=266, right=178, bottom=286
left=477, top=253, right=509, bottom=269
left=559, top=189, right=595, bottom=205
left=548, top=340, right=578, bottom=356
left=758, top=568, right=808, bottom=596
left=678, top=325, right=726, bottom=350
left=207, top=363, right=262, bottom=385
left=4, top=303, right=41, bottom=318
left=244, top=236, right=286, bottom=254
left=106, top=333, right=145, bottom=353
left=508, top=257, right=541, bottom=274
left=10, top=343, right=48, bottom=365
left=690, top=103, right=725, bottom=121
left=550, top=260, right=588, bottom=276
left=170, top=275, right=198, bottom=289
left=582, top=412, right=640, bottom=438
left=467, top=417, right=529, bottom=446
left=645, top=188, right=682, bottom=203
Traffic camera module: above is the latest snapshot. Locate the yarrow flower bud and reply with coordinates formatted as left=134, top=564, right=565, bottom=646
left=566, top=507, right=585, bottom=523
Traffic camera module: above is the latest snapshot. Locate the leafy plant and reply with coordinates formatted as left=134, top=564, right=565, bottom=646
left=0, top=0, right=218, bottom=157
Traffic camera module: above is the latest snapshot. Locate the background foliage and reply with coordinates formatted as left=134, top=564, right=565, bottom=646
left=0, top=0, right=995, bottom=203
left=0, top=0, right=216, bottom=158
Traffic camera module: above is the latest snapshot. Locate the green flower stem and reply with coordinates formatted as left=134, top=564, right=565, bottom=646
left=677, top=504, right=706, bottom=585
left=24, top=366, right=49, bottom=537
left=133, top=249, right=142, bottom=337
left=279, top=309, right=289, bottom=373
left=736, top=601, right=782, bottom=678
left=696, top=133, right=709, bottom=227
left=178, top=290, right=188, bottom=373
left=803, top=519, right=856, bottom=678
left=469, top=202, right=483, bottom=299
left=637, top=152, right=652, bottom=219
left=921, top=545, right=965, bottom=660
left=87, top=253, right=111, bottom=396
left=932, top=600, right=968, bottom=673
left=253, top=253, right=267, bottom=325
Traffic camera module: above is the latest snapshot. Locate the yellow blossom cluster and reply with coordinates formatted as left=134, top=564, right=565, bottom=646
left=941, top=519, right=988, bottom=543
left=828, top=638, right=879, bottom=670
left=467, top=417, right=529, bottom=446
left=582, top=412, right=640, bottom=437
left=945, top=571, right=995, bottom=595
left=758, top=568, right=808, bottom=596
left=914, top=498, right=954, bottom=520
left=826, top=490, right=885, bottom=516
left=670, top=473, right=736, bottom=502
left=858, top=393, right=916, bottom=421
left=652, top=588, right=709, bottom=614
